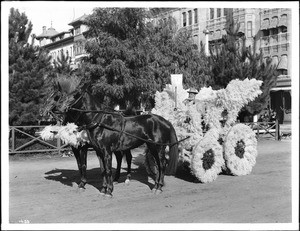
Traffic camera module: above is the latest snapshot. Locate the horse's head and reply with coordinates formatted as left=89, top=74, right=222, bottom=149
left=41, top=74, right=83, bottom=123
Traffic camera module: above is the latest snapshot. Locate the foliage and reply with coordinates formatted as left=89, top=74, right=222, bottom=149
left=148, top=16, right=211, bottom=91
left=52, top=51, right=73, bottom=74
left=79, top=8, right=210, bottom=110
left=208, top=9, right=278, bottom=115
left=9, top=8, right=53, bottom=125
left=81, top=8, right=154, bottom=109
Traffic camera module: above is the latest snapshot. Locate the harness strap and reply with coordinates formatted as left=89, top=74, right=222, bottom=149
left=79, top=122, right=190, bottom=147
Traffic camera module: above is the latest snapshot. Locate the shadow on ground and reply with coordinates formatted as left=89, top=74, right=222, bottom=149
left=44, top=154, right=155, bottom=192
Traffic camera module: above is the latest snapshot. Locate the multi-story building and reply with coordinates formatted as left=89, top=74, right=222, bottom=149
left=259, top=8, right=291, bottom=124
left=154, top=8, right=292, bottom=124
left=35, top=14, right=89, bottom=70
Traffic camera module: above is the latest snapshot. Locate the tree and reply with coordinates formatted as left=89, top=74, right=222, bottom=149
left=147, top=16, right=211, bottom=91
left=9, top=8, right=53, bottom=125
left=53, top=50, right=73, bottom=74
left=80, top=8, right=154, bottom=109
left=208, top=9, right=278, bottom=116
left=81, top=8, right=210, bottom=110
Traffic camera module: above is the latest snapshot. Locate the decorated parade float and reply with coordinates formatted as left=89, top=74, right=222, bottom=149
left=39, top=76, right=262, bottom=184
left=151, top=76, right=263, bottom=183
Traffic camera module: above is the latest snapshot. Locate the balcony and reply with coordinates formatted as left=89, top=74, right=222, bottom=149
left=261, top=9, right=289, bottom=29
left=260, top=32, right=290, bottom=48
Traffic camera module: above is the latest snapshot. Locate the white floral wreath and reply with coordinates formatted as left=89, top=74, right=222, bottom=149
left=223, top=123, right=257, bottom=176
left=191, top=129, right=224, bottom=183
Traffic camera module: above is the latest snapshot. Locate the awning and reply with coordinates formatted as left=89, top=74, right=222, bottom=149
left=272, top=56, right=279, bottom=66
left=277, top=55, right=288, bottom=70
left=270, top=87, right=291, bottom=91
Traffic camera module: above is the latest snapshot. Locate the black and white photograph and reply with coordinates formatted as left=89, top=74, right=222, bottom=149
left=1, top=1, right=299, bottom=230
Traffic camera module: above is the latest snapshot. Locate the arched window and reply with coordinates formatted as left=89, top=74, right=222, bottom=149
left=271, top=55, right=279, bottom=67
left=247, top=21, right=252, bottom=38
left=182, top=12, right=187, bottom=27
left=262, top=18, right=269, bottom=30
left=278, top=55, right=288, bottom=70
left=188, top=10, right=192, bottom=25
left=279, top=14, right=287, bottom=27
left=270, top=16, right=278, bottom=28
left=210, top=8, right=214, bottom=20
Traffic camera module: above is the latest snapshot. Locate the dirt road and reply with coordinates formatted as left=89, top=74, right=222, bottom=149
left=8, top=139, right=292, bottom=224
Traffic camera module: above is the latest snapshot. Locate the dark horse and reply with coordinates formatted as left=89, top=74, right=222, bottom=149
left=43, top=77, right=180, bottom=197
left=42, top=78, right=133, bottom=188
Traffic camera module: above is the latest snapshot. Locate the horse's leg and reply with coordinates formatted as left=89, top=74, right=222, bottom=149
left=124, top=150, right=132, bottom=184
left=103, top=148, right=114, bottom=197
left=147, top=144, right=163, bottom=193
left=96, top=150, right=107, bottom=195
left=113, top=151, right=122, bottom=183
left=157, top=146, right=167, bottom=191
left=71, top=146, right=87, bottom=189
left=79, top=145, right=88, bottom=187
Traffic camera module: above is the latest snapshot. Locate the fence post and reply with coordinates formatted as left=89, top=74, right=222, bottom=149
left=275, top=119, right=280, bottom=140
left=57, top=138, right=61, bottom=155
left=11, top=127, right=15, bottom=152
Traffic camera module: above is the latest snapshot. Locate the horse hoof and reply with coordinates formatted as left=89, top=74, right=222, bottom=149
left=78, top=185, right=86, bottom=190
left=105, top=193, right=113, bottom=198
left=155, top=189, right=163, bottom=195
left=125, top=179, right=130, bottom=185
left=100, top=189, right=106, bottom=196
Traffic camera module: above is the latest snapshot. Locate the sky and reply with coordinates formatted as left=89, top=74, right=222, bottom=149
left=5, top=2, right=96, bottom=36
left=4, top=1, right=297, bottom=37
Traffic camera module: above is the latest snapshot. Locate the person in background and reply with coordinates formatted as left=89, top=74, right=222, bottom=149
left=183, top=88, right=199, bottom=106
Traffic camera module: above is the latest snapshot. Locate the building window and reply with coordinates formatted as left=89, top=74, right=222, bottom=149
left=224, top=8, right=229, bottom=16
left=247, top=21, right=253, bottom=38
left=217, top=8, right=221, bottom=18
left=194, top=8, right=198, bottom=24
left=182, top=12, right=187, bottom=27
left=210, top=8, right=214, bottom=19
left=188, top=10, right=192, bottom=25
left=75, top=27, right=81, bottom=35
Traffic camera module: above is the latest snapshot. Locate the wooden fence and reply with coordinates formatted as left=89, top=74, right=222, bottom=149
left=8, top=121, right=283, bottom=155
left=9, top=125, right=69, bottom=155
left=242, top=121, right=280, bottom=140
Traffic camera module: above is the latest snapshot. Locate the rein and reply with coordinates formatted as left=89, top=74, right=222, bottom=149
left=69, top=107, right=124, bottom=116
left=80, top=121, right=190, bottom=147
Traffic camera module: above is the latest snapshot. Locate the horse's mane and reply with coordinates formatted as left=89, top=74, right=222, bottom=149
left=56, top=74, right=82, bottom=94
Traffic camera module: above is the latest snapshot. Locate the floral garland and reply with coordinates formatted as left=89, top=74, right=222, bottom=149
left=152, top=78, right=262, bottom=182
left=37, top=125, right=60, bottom=140
left=223, top=123, right=257, bottom=176
left=190, top=129, right=224, bottom=183
left=38, top=123, right=89, bottom=148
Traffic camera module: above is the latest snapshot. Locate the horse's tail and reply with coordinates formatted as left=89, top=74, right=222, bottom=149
left=165, top=126, right=179, bottom=175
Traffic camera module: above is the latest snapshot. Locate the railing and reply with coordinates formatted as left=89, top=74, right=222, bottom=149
left=260, top=32, right=290, bottom=48
left=9, top=125, right=69, bottom=155
left=242, top=121, right=280, bottom=140
left=8, top=121, right=284, bottom=155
